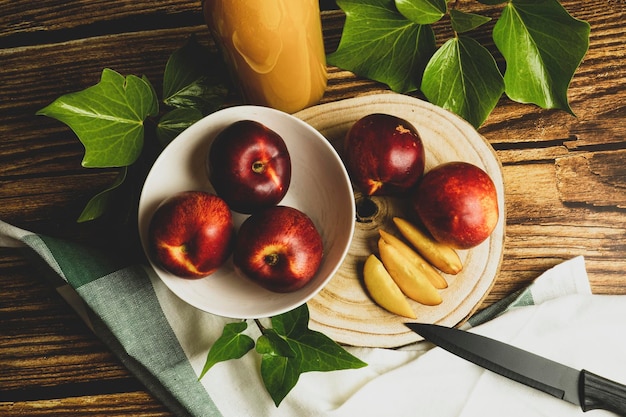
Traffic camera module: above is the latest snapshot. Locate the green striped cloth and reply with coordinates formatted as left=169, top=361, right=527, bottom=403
left=0, top=220, right=592, bottom=416
left=1, top=221, right=218, bottom=416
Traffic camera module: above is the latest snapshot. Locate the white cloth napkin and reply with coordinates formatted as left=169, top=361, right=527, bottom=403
left=187, top=256, right=625, bottom=416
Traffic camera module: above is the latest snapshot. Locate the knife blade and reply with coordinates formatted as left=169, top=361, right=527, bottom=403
left=406, top=322, right=626, bottom=416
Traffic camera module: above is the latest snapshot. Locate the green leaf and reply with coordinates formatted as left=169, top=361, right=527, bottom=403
left=37, top=68, right=158, bottom=168
left=270, top=302, right=309, bottom=337
left=259, top=304, right=367, bottom=406
left=421, top=36, right=504, bottom=128
left=258, top=349, right=301, bottom=407
left=285, top=326, right=368, bottom=374
left=273, top=305, right=367, bottom=372
left=156, top=107, right=203, bottom=147
left=395, top=0, right=447, bottom=25
left=163, top=36, right=230, bottom=115
left=492, top=0, right=590, bottom=113
left=199, top=321, right=255, bottom=379
left=327, top=0, right=436, bottom=92
left=256, top=329, right=296, bottom=358
left=450, top=9, right=492, bottom=33
left=77, top=167, right=127, bottom=223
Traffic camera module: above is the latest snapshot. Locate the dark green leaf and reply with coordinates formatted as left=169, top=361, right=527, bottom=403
left=259, top=350, right=301, bottom=407
left=492, top=0, right=590, bottom=113
left=327, top=0, right=436, bottom=92
left=37, top=68, right=158, bottom=168
left=77, top=168, right=127, bottom=223
left=256, top=329, right=296, bottom=358
left=395, top=0, right=447, bottom=25
left=287, top=327, right=368, bottom=373
left=270, top=303, right=310, bottom=337
left=450, top=9, right=492, bottom=33
left=421, top=36, right=504, bottom=128
left=257, top=325, right=301, bottom=406
left=259, top=304, right=367, bottom=406
left=272, top=305, right=366, bottom=371
left=199, top=321, right=255, bottom=379
left=477, top=0, right=507, bottom=4
left=162, top=36, right=230, bottom=115
left=156, top=107, right=203, bottom=147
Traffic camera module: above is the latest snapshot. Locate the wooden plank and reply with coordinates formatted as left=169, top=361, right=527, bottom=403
left=567, top=105, right=626, bottom=150
left=0, top=252, right=132, bottom=390
left=498, top=161, right=626, bottom=300
left=0, top=392, right=170, bottom=417
left=0, top=0, right=202, bottom=44
left=556, top=150, right=626, bottom=208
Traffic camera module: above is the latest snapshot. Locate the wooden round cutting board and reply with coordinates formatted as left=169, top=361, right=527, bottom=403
left=295, top=93, right=505, bottom=348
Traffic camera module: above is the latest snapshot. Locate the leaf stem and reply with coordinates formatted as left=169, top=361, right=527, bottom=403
left=254, top=318, right=266, bottom=333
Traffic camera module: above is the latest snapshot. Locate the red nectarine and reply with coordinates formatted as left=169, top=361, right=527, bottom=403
left=344, top=113, right=425, bottom=196
left=148, top=191, right=234, bottom=278
left=208, top=120, right=291, bottom=214
left=233, top=206, right=323, bottom=293
left=412, top=162, right=499, bottom=249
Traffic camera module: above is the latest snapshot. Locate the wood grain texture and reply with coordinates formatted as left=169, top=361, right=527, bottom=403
left=1, top=392, right=170, bottom=417
left=1, top=1, right=625, bottom=415
left=556, top=150, right=626, bottom=208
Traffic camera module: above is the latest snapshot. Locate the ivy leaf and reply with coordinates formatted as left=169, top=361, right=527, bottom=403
left=327, top=0, right=436, bottom=93
left=271, top=302, right=310, bottom=336
left=272, top=305, right=367, bottom=374
left=450, top=9, right=492, bottom=33
left=37, top=68, right=158, bottom=168
left=258, top=304, right=367, bottom=406
left=199, top=321, right=255, bottom=379
left=492, top=0, right=590, bottom=113
left=162, top=36, right=230, bottom=115
left=256, top=329, right=297, bottom=358
left=395, top=0, right=447, bottom=25
left=255, top=328, right=299, bottom=406
left=156, top=107, right=204, bottom=147
left=421, top=36, right=505, bottom=128
left=77, top=168, right=127, bottom=223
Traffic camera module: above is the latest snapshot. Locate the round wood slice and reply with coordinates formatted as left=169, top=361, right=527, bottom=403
left=295, top=93, right=505, bottom=348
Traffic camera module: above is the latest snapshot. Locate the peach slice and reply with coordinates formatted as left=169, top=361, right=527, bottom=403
left=363, top=254, right=416, bottom=319
left=378, top=238, right=442, bottom=306
left=379, top=229, right=448, bottom=289
left=393, top=217, right=462, bottom=275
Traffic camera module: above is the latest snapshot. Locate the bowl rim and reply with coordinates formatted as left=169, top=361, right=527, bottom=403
left=137, top=105, right=356, bottom=319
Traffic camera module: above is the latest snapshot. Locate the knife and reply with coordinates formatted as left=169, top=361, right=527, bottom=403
left=405, top=322, right=626, bottom=416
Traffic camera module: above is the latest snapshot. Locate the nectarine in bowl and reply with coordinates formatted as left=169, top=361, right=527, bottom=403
left=138, top=106, right=355, bottom=319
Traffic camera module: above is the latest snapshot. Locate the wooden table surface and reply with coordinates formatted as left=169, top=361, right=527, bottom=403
left=1, top=0, right=625, bottom=415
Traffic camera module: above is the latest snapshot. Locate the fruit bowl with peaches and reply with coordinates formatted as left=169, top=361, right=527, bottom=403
left=138, top=93, right=505, bottom=347
left=138, top=106, right=355, bottom=319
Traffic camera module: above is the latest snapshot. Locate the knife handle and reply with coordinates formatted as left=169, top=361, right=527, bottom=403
left=580, top=369, right=626, bottom=416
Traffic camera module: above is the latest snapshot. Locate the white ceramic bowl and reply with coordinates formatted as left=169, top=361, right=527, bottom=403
left=138, top=106, right=355, bottom=319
